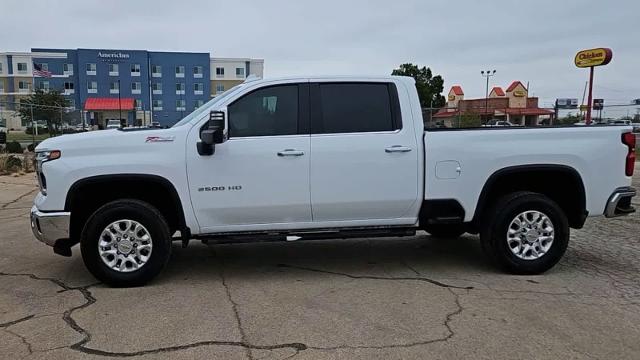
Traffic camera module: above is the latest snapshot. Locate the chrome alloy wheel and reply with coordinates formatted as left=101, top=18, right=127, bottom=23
left=98, top=219, right=153, bottom=273
left=506, top=211, right=554, bottom=260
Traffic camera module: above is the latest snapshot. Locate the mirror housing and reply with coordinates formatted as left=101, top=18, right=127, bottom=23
left=197, top=110, right=227, bottom=156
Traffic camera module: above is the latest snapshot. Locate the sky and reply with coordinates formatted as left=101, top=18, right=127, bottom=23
left=2, top=0, right=639, bottom=117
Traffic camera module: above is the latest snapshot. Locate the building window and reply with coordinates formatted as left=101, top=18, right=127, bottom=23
left=193, top=66, right=203, bottom=78
left=110, top=81, right=119, bottom=94
left=152, top=65, right=162, bottom=77
left=194, top=99, right=204, bottom=109
left=216, top=83, right=225, bottom=94
left=86, top=63, right=96, bottom=75
left=63, top=63, right=73, bottom=75
left=38, top=63, right=49, bottom=71
left=0, top=81, right=4, bottom=93
left=152, top=82, right=162, bottom=94
left=108, top=63, right=119, bottom=76
left=68, top=99, right=75, bottom=109
left=131, top=63, right=141, bottom=76
left=216, top=67, right=224, bottom=77
left=134, top=99, right=143, bottom=110
left=175, top=65, right=185, bottom=78
left=236, top=67, right=245, bottom=78
left=17, top=63, right=28, bottom=73
left=194, top=82, right=204, bottom=95
left=64, top=81, right=74, bottom=94
left=18, top=80, right=30, bottom=92
left=131, top=82, right=141, bottom=94
left=87, top=81, right=97, bottom=93
left=176, top=82, right=185, bottom=95
left=176, top=99, right=186, bottom=111
left=0, top=62, right=3, bottom=73
left=152, top=99, right=163, bottom=111
left=39, top=81, right=50, bottom=91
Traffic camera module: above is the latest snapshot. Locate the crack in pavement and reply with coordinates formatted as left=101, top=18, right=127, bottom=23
left=0, top=314, right=35, bottom=328
left=1, top=188, right=38, bottom=209
left=0, top=270, right=307, bottom=357
left=276, top=263, right=474, bottom=290
left=306, top=288, right=466, bottom=351
left=220, top=261, right=254, bottom=360
left=3, top=328, right=34, bottom=357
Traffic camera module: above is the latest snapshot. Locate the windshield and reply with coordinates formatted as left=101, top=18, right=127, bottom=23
left=172, top=84, right=244, bottom=127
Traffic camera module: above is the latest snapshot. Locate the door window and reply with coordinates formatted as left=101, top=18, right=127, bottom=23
left=228, top=85, right=298, bottom=137
left=313, top=83, right=399, bottom=134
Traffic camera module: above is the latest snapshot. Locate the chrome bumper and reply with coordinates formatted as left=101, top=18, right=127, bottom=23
left=30, top=205, right=70, bottom=247
left=604, top=187, right=636, bottom=218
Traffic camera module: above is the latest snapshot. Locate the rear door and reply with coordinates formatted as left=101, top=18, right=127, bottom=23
left=309, top=80, right=420, bottom=224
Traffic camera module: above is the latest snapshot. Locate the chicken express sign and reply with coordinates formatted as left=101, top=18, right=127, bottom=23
left=574, top=48, right=612, bottom=68
left=574, top=47, right=612, bottom=125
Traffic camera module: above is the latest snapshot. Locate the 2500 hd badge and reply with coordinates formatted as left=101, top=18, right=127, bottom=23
left=198, top=185, right=242, bottom=192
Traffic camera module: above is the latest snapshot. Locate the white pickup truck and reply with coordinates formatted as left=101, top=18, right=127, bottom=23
left=30, top=76, right=637, bottom=287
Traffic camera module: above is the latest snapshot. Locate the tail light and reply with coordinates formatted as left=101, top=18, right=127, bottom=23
left=622, top=132, right=636, bottom=176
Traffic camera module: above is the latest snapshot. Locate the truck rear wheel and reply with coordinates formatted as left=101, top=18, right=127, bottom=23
left=424, top=224, right=466, bottom=239
left=480, top=191, right=569, bottom=274
left=80, top=199, right=172, bottom=287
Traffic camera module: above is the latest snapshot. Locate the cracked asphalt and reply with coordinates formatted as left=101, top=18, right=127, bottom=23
left=1, top=174, right=639, bottom=359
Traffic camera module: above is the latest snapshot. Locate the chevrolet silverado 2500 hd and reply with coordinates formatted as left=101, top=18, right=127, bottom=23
left=30, top=76, right=637, bottom=287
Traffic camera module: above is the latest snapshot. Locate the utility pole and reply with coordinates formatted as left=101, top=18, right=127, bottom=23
left=481, top=70, right=496, bottom=124
left=117, top=79, right=122, bottom=126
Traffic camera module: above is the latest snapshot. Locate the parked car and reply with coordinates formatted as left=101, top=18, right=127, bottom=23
left=483, top=119, right=515, bottom=127
left=30, top=75, right=637, bottom=287
left=106, top=119, right=122, bottom=129
left=609, top=120, right=632, bottom=126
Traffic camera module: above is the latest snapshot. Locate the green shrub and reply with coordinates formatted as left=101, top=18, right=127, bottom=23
left=5, top=141, right=23, bottom=154
left=5, top=155, right=22, bottom=171
left=27, top=142, right=40, bottom=152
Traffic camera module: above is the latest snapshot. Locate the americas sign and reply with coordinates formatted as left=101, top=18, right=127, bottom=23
left=574, top=48, right=612, bottom=68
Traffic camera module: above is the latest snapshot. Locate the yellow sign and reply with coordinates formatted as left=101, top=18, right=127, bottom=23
left=448, top=94, right=456, bottom=101
left=513, top=90, right=526, bottom=97
left=575, top=48, right=612, bottom=68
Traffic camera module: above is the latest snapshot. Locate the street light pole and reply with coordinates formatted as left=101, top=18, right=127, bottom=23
left=481, top=70, right=496, bottom=124
left=117, top=79, right=122, bottom=127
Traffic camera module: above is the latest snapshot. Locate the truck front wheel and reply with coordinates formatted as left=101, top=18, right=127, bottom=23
left=80, top=199, right=172, bottom=287
left=480, top=191, right=569, bottom=275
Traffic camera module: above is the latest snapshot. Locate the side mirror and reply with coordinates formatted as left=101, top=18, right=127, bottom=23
left=197, top=110, right=227, bottom=156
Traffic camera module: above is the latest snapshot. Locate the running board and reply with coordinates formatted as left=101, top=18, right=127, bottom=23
left=192, top=226, right=417, bottom=245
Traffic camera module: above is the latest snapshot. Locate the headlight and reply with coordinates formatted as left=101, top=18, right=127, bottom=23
left=35, top=150, right=61, bottom=195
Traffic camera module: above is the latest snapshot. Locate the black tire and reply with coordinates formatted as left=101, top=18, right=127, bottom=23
left=424, top=224, right=466, bottom=239
left=80, top=199, right=172, bottom=287
left=480, top=191, right=569, bottom=275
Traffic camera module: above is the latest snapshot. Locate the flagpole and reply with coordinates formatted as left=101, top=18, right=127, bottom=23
left=31, top=63, right=38, bottom=139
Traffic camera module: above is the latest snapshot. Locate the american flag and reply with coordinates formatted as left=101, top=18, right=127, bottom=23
left=33, top=63, right=52, bottom=78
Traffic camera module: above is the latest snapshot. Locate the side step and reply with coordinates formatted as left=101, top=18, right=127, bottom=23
left=193, top=227, right=417, bottom=245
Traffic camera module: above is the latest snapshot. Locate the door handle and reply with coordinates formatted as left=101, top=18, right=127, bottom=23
left=385, top=145, right=412, bottom=153
left=277, top=149, right=305, bottom=157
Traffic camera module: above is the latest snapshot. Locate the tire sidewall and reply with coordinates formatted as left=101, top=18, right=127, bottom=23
left=81, top=200, right=171, bottom=287
left=490, top=194, right=569, bottom=274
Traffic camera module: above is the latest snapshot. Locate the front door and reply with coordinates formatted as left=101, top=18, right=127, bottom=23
left=187, top=83, right=312, bottom=233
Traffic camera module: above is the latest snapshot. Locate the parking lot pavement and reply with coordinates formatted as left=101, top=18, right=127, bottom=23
left=1, top=174, right=639, bottom=360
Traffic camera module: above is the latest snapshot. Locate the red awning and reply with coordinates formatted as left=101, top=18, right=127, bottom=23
left=505, top=108, right=554, bottom=116
left=84, top=98, right=135, bottom=111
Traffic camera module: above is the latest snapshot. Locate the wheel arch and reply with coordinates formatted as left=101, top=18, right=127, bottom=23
left=65, top=174, right=189, bottom=244
left=472, top=164, right=587, bottom=229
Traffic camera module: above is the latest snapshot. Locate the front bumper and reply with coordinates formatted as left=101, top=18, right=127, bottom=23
left=30, top=205, right=70, bottom=247
left=604, top=187, right=636, bottom=218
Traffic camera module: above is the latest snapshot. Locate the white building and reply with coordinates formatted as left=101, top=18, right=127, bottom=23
left=210, top=58, right=264, bottom=96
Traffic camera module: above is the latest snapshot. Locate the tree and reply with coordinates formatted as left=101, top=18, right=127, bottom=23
left=392, top=63, right=445, bottom=108
left=18, top=89, right=70, bottom=136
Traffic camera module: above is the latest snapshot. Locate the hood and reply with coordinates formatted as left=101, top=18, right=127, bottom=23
left=35, top=128, right=184, bottom=155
